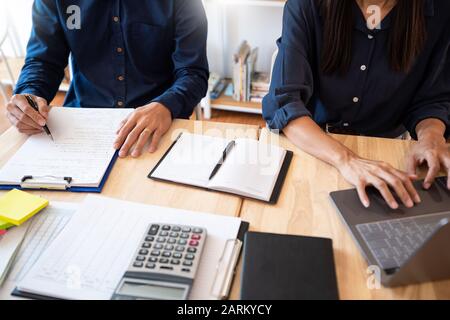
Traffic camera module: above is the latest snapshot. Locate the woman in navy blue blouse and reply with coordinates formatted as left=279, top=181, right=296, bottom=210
left=264, top=0, right=450, bottom=209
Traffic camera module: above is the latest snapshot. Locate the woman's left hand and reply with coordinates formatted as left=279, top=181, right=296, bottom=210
left=406, top=130, right=450, bottom=190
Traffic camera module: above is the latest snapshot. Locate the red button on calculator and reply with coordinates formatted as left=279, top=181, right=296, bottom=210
left=189, top=240, right=199, bottom=246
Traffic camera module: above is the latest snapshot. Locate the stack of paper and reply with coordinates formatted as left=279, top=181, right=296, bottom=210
left=0, top=221, right=29, bottom=285
left=0, top=202, right=76, bottom=298
left=16, top=195, right=244, bottom=300
left=0, top=189, right=49, bottom=285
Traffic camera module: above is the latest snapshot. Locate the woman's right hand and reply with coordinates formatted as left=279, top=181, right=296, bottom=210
left=283, top=117, right=422, bottom=210
left=336, top=154, right=421, bottom=209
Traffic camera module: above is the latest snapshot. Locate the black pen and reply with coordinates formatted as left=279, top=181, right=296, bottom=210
left=209, top=140, right=236, bottom=180
left=25, top=94, right=54, bottom=141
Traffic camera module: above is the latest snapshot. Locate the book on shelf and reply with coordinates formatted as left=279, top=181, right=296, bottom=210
left=233, top=41, right=260, bottom=103
left=250, top=97, right=263, bottom=103
left=233, top=41, right=251, bottom=102
left=252, top=72, right=270, bottom=91
left=231, top=42, right=272, bottom=104
left=246, top=48, right=258, bottom=101
left=250, top=72, right=270, bottom=103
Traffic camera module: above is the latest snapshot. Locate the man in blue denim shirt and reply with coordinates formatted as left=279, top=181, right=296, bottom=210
left=6, top=0, right=209, bottom=157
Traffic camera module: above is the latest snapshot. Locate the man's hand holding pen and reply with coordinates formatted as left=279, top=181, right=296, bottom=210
left=6, top=94, right=51, bottom=136
left=6, top=95, right=174, bottom=157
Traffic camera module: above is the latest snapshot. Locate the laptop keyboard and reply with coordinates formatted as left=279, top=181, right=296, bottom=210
left=356, top=212, right=450, bottom=271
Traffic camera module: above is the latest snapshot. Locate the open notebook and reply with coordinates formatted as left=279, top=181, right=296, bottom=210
left=0, top=108, right=132, bottom=191
left=149, top=133, right=293, bottom=203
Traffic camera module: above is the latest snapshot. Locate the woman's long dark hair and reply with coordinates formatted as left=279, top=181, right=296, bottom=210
left=319, top=0, right=427, bottom=75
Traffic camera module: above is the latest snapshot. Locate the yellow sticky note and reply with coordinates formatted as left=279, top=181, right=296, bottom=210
left=0, top=189, right=49, bottom=225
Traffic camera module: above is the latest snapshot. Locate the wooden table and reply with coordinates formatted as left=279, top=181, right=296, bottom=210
left=2, top=120, right=449, bottom=299
left=0, top=119, right=260, bottom=218
left=234, top=128, right=450, bottom=300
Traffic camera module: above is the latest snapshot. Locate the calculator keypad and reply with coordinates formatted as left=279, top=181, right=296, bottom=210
left=130, top=224, right=206, bottom=278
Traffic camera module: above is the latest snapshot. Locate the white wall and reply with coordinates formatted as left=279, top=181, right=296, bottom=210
left=205, top=2, right=283, bottom=77
left=1, top=0, right=33, bottom=56
left=1, top=0, right=284, bottom=76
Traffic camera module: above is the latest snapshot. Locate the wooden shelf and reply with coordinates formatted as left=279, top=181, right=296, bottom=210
left=210, top=94, right=262, bottom=114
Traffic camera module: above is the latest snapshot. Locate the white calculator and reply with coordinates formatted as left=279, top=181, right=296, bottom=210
left=112, top=223, right=207, bottom=300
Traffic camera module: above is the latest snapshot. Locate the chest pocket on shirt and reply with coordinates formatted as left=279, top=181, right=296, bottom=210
left=127, top=22, right=173, bottom=74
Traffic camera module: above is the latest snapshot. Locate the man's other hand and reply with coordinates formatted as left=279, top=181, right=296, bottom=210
left=114, top=102, right=172, bottom=158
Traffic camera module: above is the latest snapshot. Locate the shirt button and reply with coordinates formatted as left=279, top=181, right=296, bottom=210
left=117, top=101, right=124, bottom=107
left=360, top=65, right=367, bottom=71
left=113, top=16, right=120, bottom=23
left=117, top=75, right=125, bottom=81
left=116, top=47, right=123, bottom=53
left=368, top=34, right=374, bottom=40
left=353, top=97, right=360, bottom=103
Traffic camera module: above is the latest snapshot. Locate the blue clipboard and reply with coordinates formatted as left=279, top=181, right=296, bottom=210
left=0, top=151, right=119, bottom=193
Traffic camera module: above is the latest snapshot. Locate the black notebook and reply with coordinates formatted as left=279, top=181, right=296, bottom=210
left=148, top=133, right=293, bottom=204
left=240, top=232, right=339, bottom=300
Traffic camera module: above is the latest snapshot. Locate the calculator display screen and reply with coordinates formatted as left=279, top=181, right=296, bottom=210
left=119, top=281, right=186, bottom=300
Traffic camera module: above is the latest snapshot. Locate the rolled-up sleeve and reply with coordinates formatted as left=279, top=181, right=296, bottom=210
left=14, top=0, right=70, bottom=103
left=263, top=0, right=315, bottom=130
left=403, top=39, right=450, bottom=140
left=152, top=0, right=209, bottom=119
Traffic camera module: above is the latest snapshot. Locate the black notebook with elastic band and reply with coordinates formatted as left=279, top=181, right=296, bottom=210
left=240, top=232, right=339, bottom=300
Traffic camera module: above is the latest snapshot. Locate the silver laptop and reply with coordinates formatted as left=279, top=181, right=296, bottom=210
left=330, top=177, right=450, bottom=287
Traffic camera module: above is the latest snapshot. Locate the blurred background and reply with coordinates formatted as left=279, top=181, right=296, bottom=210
left=0, top=0, right=286, bottom=133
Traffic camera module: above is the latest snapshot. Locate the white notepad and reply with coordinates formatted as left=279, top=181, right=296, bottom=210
left=0, top=108, right=132, bottom=188
left=15, top=195, right=244, bottom=300
left=149, top=133, right=292, bottom=203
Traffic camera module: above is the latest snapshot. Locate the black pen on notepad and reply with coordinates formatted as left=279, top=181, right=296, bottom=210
left=25, top=94, right=54, bottom=141
left=209, top=140, right=236, bottom=181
